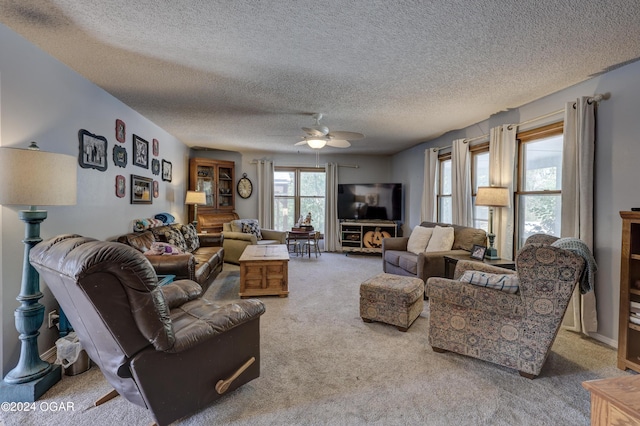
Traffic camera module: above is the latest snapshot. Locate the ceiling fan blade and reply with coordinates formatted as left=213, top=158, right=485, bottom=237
left=294, top=140, right=308, bottom=146
left=327, top=139, right=351, bottom=148
left=328, top=131, right=364, bottom=140
left=302, top=126, right=328, bottom=137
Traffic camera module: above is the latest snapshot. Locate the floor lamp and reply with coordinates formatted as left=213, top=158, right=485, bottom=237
left=475, top=186, right=510, bottom=260
left=0, top=143, right=77, bottom=402
left=185, top=190, right=206, bottom=229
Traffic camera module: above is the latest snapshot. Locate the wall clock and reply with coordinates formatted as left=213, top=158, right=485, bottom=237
left=237, top=173, right=253, bottom=199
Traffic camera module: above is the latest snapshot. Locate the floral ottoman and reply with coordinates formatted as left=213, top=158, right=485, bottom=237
left=359, top=273, right=424, bottom=331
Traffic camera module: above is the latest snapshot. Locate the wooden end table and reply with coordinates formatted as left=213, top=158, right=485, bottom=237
left=443, top=254, right=516, bottom=279
left=239, top=244, right=290, bottom=298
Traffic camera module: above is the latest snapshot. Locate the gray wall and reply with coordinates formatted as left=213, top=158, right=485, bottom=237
left=392, top=59, right=640, bottom=346
left=0, top=24, right=191, bottom=375
left=191, top=149, right=393, bottom=222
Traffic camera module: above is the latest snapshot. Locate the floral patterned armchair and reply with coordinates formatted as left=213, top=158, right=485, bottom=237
left=425, top=234, right=586, bottom=378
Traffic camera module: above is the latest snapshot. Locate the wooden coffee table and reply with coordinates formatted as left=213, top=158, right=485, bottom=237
left=239, top=244, right=290, bottom=298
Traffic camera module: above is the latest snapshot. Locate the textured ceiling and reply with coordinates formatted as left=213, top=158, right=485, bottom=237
left=2, top=0, right=640, bottom=155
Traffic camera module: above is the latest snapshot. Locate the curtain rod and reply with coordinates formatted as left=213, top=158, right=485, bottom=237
left=250, top=160, right=358, bottom=168
left=429, top=93, right=608, bottom=152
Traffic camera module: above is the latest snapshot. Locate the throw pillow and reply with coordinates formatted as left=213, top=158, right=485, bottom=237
left=425, top=225, right=455, bottom=252
left=242, top=220, right=263, bottom=240
left=180, top=223, right=200, bottom=252
left=459, top=270, right=520, bottom=294
left=154, top=212, right=175, bottom=225
left=144, top=242, right=184, bottom=256
left=406, top=226, right=434, bottom=255
left=230, top=219, right=245, bottom=233
left=163, top=227, right=188, bottom=252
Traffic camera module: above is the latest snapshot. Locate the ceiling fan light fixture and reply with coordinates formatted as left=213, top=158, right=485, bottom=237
left=307, top=138, right=327, bottom=149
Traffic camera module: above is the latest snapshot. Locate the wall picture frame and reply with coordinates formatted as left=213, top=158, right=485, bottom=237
left=153, top=180, right=159, bottom=198
left=131, top=174, right=153, bottom=204
left=113, top=145, right=127, bottom=168
left=153, top=138, right=159, bottom=156
left=470, top=244, right=487, bottom=260
left=151, top=158, right=160, bottom=175
left=115, top=119, right=126, bottom=143
left=133, top=134, right=149, bottom=169
left=78, top=129, right=108, bottom=171
left=115, top=175, right=126, bottom=198
left=162, top=159, right=172, bottom=182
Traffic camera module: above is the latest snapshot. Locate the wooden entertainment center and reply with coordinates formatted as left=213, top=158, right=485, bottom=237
left=340, top=220, right=398, bottom=254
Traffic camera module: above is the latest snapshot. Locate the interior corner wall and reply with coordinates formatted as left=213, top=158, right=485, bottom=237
left=391, top=59, right=640, bottom=346
left=0, top=24, right=190, bottom=376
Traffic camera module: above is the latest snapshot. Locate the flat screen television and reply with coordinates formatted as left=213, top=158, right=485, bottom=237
left=337, top=183, right=402, bottom=221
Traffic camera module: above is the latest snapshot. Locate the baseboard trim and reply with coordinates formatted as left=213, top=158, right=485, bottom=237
left=41, top=346, right=57, bottom=364
left=588, top=332, right=617, bottom=349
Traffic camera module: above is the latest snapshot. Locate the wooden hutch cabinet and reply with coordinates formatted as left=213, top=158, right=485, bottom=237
left=618, top=211, right=640, bottom=374
left=189, top=158, right=237, bottom=234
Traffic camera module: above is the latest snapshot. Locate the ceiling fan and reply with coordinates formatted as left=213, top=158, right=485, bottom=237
left=294, top=113, right=364, bottom=149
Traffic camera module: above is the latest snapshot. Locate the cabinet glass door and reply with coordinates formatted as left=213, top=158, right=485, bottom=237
left=217, top=166, right=233, bottom=208
left=196, top=165, right=215, bottom=206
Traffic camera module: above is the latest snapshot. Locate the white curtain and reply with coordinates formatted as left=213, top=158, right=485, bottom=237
left=489, top=125, right=517, bottom=260
left=256, top=160, right=274, bottom=228
left=451, top=139, right=472, bottom=226
left=324, top=162, right=340, bottom=252
left=561, top=97, right=597, bottom=334
left=421, top=148, right=439, bottom=222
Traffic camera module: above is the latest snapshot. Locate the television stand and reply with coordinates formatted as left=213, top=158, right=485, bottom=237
left=340, top=221, right=397, bottom=254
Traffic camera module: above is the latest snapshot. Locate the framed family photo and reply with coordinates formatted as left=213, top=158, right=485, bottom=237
left=115, top=119, right=126, bottom=143
left=115, top=175, right=126, bottom=198
left=113, top=145, right=127, bottom=168
left=470, top=244, right=487, bottom=260
left=162, top=159, right=172, bottom=182
left=133, top=134, right=149, bottom=169
left=78, top=129, right=108, bottom=171
left=131, top=174, right=153, bottom=204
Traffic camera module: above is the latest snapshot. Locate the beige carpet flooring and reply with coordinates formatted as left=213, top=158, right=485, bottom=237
left=0, top=252, right=632, bottom=426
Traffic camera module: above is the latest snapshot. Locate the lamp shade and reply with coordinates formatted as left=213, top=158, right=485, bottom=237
left=475, top=186, right=510, bottom=208
left=0, top=147, right=77, bottom=206
left=185, top=190, right=206, bottom=205
left=307, top=138, right=327, bottom=149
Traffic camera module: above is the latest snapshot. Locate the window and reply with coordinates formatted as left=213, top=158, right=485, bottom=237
left=472, top=146, right=490, bottom=230
left=515, top=122, right=564, bottom=248
left=274, top=168, right=326, bottom=232
left=438, top=155, right=452, bottom=223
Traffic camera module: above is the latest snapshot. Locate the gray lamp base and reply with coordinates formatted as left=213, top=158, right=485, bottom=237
left=0, top=364, right=61, bottom=402
left=485, top=246, right=500, bottom=260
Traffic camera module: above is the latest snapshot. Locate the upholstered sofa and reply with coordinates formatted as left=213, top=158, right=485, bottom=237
left=116, top=222, right=223, bottom=292
left=222, top=219, right=287, bottom=264
left=382, top=221, right=487, bottom=282
left=425, top=234, right=587, bottom=378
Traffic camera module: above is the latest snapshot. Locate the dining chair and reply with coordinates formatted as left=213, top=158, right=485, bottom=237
left=303, top=231, right=321, bottom=258
left=286, top=231, right=301, bottom=256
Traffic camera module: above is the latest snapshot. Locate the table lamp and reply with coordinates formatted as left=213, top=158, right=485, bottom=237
left=0, top=142, right=77, bottom=402
left=475, top=186, right=510, bottom=260
left=185, top=190, right=206, bottom=228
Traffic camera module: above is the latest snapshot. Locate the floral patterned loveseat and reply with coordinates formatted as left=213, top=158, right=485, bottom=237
left=425, top=234, right=586, bottom=378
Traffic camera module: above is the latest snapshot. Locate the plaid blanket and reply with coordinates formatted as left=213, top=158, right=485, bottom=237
left=550, top=237, right=597, bottom=294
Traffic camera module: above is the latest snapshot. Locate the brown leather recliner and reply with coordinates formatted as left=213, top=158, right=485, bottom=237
left=30, top=234, right=265, bottom=426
